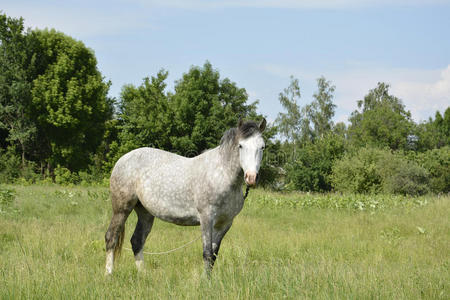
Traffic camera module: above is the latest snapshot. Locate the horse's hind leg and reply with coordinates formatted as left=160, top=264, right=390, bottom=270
left=131, top=201, right=155, bottom=272
left=105, top=195, right=136, bottom=275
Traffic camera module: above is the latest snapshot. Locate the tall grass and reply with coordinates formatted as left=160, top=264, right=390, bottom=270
left=0, top=185, right=448, bottom=299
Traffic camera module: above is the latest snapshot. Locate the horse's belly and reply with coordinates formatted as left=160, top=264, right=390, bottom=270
left=157, top=213, right=200, bottom=226
left=147, top=201, right=200, bottom=226
left=137, top=183, right=200, bottom=226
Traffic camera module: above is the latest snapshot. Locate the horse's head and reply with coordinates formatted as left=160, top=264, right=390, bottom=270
left=236, top=118, right=266, bottom=186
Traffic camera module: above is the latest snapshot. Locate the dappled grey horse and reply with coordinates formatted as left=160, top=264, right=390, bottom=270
left=105, top=119, right=266, bottom=275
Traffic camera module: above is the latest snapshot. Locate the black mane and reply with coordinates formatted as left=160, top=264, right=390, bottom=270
left=239, top=121, right=260, bottom=139
left=220, top=121, right=261, bottom=146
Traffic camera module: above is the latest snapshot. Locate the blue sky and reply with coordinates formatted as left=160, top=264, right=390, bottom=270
left=3, top=0, right=450, bottom=124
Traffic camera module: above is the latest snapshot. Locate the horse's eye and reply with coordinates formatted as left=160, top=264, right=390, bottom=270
left=261, top=146, right=265, bottom=150
left=238, top=144, right=243, bottom=149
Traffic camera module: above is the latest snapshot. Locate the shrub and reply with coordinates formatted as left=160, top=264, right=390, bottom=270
left=331, top=147, right=383, bottom=194
left=54, top=165, right=80, bottom=185
left=286, top=133, right=346, bottom=192
left=258, top=140, right=284, bottom=189
left=415, top=146, right=450, bottom=193
left=331, top=147, right=430, bottom=195
left=0, top=147, right=21, bottom=183
left=379, top=157, right=429, bottom=195
left=0, top=186, right=15, bottom=211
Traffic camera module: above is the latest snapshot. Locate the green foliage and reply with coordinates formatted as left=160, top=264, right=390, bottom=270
left=275, top=76, right=342, bottom=192
left=170, top=62, right=257, bottom=155
left=109, top=61, right=260, bottom=171
left=331, top=147, right=430, bottom=195
left=30, top=29, right=111, bottom=171
left=1, top=13, right=112, bottom=176
left=276, top=76, right=337, bottom=144
left=348, top=82, right=414, bottom=150
left=0, top=186, right=15, bottom=211
left=54, top=165, right=80, bottom=185
left=111, top=70, right=172, bottom=163
left=379, top=155, right=429, bottom=196
left=0, top=14, right=37, bottom=165
left=302, top=76, right=337, bottom=141
left=258, top=133, right=282, bottom=188
left=0, top=147, right=21, bottom=183
left=415, top=108, right=450, bottom=151
left=415, top=146, right=450, bottom=193
left=247, top=189, right=432, bottom=210
left=286, top=133, right=346, bottom=192
left=1, top=12, right=448, bottom=194
left=275, top=76, right=302, bottom=143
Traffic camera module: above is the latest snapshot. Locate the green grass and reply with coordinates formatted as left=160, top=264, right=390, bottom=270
left=0, top=184, right=448, bottom=299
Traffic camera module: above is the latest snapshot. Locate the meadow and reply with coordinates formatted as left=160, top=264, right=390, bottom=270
left=0, top=184, right=448, bottom=299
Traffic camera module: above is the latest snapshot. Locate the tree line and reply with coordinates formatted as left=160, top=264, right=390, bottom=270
left=270, top=77, right=449, bottom=195
left=1, top=13, right=448, bottom=194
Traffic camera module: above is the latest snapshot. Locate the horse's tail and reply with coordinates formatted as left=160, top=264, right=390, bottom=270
left=114, top=225, right=125, bottom=260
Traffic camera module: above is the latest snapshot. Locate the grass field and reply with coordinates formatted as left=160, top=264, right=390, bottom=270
left=0, top=185, right=448, bottom=299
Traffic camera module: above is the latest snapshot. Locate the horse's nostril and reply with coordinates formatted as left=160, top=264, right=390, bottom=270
left=245, top=172, right=257, bottom=185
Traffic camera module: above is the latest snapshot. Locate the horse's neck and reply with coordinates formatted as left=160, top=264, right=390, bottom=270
left=219, top=145, right=241, bottom=182
left=197, top=146, right=241, bottom=188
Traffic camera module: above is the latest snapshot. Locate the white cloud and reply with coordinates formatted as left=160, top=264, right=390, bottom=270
left=392, top=65, right=450, bottom=122
left=2, top=2, right=154, bottom=38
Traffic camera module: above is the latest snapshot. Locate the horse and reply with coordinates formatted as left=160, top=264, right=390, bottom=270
left=104, top=118, right=266, bottom=276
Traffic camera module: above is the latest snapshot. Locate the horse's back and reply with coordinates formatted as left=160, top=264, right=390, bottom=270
left=111, top=147, right=186, bottom=188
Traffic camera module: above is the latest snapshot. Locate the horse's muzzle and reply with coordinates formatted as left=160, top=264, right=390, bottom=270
left=244, top=171, right=258, bottom=186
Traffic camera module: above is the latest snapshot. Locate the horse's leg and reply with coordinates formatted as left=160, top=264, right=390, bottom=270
left=130, top=201, right=155, bottom=272
left=201, top=217, right=233, bottom=277
left=104, top=195, right=136, bottom=275
left=212, top=223, right=232, bottom=265
left=200, top=215, right=214, bottom=277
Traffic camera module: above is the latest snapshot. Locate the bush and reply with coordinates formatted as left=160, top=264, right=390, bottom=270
left=0, top=186, right=15, bottom=212
left=0, top=147, right=41, bottom=184
left=379, top=157, right=429, bottom=195
left=331, top=147, right=383, bottom=194
left=0, top=147, right=21, bottom=183
left=258, top=140, right=284, bottom=189
left=54, top=165, right=80, bottom=185
left=415, top=146, right=450, bottom=193
left=331, top=147, right=430, bottom=195
left=286, top=133, right=346, bottom=192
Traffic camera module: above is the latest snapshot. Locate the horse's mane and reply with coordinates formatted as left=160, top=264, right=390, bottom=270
left=220, top=121, right=261, bottom=147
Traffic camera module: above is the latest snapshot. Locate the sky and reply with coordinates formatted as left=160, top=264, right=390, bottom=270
left=3, top=0, right=450, bottom=124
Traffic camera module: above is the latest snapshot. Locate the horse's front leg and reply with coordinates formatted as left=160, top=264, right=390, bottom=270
left=212, top=223, right=232, bottom=262
left=200, top=215, right=214, bottom=277
left=200, top=214, right=233, bottom=277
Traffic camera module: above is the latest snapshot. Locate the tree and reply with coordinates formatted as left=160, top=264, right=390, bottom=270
left=415, top=108, right=450, bottom=151
left=286, top=132, right=346, bottom=192
left=302, top=76, right=336, bottom=141
left=309, top=76, right=336, bottom=138
left=275, top=76, right=302, bottom=144
left=114, top=70, right=172, bottom=159
left=348, top=82, right=413, bottom=150
left=0, top=13, right=36, bottom=166
left=30, top=29, right=111, bottom=172
left=170, top=62, right=257, bottom=155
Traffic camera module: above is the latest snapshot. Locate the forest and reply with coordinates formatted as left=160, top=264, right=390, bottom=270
left=1, top=13, right=449, bottom=195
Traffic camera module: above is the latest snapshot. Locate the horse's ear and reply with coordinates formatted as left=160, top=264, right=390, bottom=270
left=237, top=118, right=244, bottom=129
left=259, top=118, right=267, bottom=132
